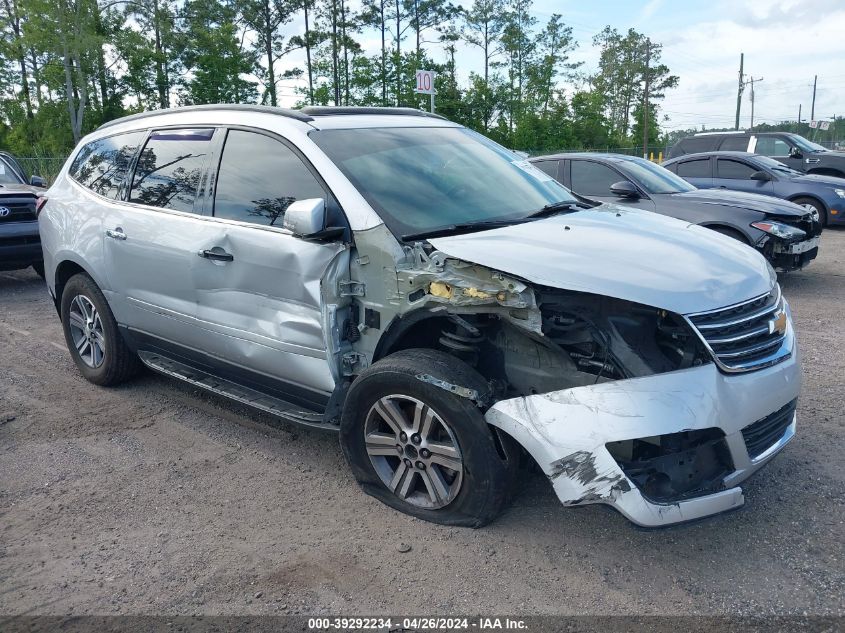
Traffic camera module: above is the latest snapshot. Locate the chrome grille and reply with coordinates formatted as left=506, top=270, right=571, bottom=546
left=0, top=197, right=36, bottom=223
left=686, top=285, right=791, bottom=372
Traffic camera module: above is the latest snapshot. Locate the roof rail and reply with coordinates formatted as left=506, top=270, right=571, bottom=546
left=97, top=104, right=314, bottom=131
left=693, top=130, right=746, bottom=136
left=300, top=106, right=447, bottom=120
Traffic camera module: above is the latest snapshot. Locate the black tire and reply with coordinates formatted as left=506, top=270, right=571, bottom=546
left=340, top=348, right=519, bottom=528
left=792, top=197, right=827, bottom=227
left=31, top=261, right=45, bottom=279
left=60, top=272, right=139, bottom=386
left=708, top=225, right=749, bottom=243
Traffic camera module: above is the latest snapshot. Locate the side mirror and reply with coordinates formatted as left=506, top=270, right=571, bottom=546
left=30, top=175, right=46, bottom=187
left=283, top=198, right=326, bottom=236
left=750, top=170, right=772, bottom=182
left=610, top=180, right=640, bottom=198
left=788, top=147, right=802, bottom=159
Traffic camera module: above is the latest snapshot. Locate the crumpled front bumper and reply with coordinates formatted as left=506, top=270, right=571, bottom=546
left=485, top=344, right=801, bottom=527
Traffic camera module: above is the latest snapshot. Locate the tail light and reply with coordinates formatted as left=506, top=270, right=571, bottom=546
left=35, top=196, right=48, bottom=217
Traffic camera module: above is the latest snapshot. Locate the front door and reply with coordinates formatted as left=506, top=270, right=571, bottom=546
left=714, top=157, right=775, bottom=196
left=753, top=135, right=802, bottom=171
left=193, top=128, right=348, bottom=400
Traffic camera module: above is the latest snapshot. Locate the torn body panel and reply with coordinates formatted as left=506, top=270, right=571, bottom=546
left=484, top=346, right=800, bottom=527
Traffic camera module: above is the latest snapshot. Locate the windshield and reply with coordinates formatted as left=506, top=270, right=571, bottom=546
left=0, top=158, right=23, bottom=185
left=616, top=157, right=696, bottom=194
left=751, top=155, right=803, bottom=176
left=310, top=126, right=578, bottom=237
left=789, top=134, right=827, bottom=153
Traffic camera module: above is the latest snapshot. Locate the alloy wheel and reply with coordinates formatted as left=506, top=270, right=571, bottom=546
left=364, top=394, right=463, bottom=509
left=68, top=294, right=106, bottom=368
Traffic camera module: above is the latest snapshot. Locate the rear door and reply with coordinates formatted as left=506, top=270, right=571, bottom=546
left=714, top=157, right=775, bottom=195
left=103, top=127, right=223, bottom=351
left=194, top=127, right=348, bottom=399
left=674, top=157, right=713, bottom=188
left=568, top=159, right=656, bottom=211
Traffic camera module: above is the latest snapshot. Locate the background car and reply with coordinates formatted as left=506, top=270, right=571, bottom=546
left=0, top=151, right=46, bottom=188
left=662, top=151, right=845, bottom=226
left=666, top=131, right=845, bottom=178
left=530, top=152, right=822, bottom=272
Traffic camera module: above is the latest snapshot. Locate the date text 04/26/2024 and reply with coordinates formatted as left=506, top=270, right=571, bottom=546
left=307, top=617, right=528, bottom=630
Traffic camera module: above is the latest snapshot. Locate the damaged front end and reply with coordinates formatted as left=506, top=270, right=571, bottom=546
left=350, top=230, right=800, bottom=527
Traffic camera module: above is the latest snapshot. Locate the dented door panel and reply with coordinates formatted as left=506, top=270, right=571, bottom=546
left=192, top=222, right=346, bottom=394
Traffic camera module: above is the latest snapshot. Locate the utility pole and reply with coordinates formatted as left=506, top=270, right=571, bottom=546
left=734, top=53, right=744, bottom=130
left=748, top=76, right=763, bottom=130
left=798, top=104, right=802, bottom=123
left=811, top=74, right=817, bottom=121
left=642, top=38, right=650, bottom=159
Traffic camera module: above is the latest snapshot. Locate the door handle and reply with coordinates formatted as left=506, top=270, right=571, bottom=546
left=105, top=227, right=126, bottom=240
left=198, top=248, right=234, bottom=262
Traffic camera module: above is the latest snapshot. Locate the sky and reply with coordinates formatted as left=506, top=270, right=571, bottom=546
left=270, top=0, right=845, bottom=133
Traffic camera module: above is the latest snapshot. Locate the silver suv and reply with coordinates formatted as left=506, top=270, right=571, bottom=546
left=39, top=105, right=801, bottom=527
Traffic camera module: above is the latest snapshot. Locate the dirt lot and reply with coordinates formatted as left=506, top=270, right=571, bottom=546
left=1, top=230, right=844, bottom=618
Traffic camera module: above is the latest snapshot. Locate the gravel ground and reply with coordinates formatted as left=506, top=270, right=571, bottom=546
left=1, top=230, right=844, bottom=617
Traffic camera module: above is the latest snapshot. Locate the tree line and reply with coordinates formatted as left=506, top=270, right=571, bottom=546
left=0, top=0, right=678, bottom=159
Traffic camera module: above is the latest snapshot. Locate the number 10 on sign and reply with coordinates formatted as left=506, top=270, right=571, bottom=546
left=414, top=69, right=436, bottom=113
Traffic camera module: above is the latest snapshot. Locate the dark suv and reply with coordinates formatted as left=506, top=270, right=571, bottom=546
left=0, top=152, right=46, bottom=276
left=667, top=132, right=845, bottom=178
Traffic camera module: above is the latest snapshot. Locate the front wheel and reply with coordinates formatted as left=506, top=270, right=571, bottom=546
left=792, top=197, right=826, bottom=227
left=60, top=273, right=139, bottom=386
left=340, top=349, right=518, bottom=527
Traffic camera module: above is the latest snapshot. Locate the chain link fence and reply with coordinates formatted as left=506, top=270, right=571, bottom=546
left=13, top=156, right=68, bottom=184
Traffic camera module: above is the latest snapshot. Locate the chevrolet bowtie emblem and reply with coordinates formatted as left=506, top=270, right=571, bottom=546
left=769, top=310, right=787, bottom=336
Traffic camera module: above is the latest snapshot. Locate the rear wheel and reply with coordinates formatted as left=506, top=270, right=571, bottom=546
left=60, top=273, right=139, bottom=386
left=792, top=197, right=826, bottom=227
left=340, top=349, right=518, bottom=527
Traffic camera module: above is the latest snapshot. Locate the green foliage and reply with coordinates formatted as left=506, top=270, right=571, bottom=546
left=0, top=0, right=696, bottom=159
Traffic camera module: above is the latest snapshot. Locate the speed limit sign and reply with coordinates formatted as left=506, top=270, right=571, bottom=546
left=414, top=70, right=435, bottom=94
left=414, top=69, right=436, bottom=113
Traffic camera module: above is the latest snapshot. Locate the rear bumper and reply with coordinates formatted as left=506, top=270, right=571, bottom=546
left=485, top=341, right=801, bottom=527
left=0, top=221, right=41, bottom=270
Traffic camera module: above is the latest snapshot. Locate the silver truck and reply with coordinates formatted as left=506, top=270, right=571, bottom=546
left=38, top=105, right=800, bottom=528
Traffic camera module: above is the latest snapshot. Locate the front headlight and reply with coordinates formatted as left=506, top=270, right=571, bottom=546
left=834, top=188, right=845, bottom=199
left=750, top=220, right=806, bottom=240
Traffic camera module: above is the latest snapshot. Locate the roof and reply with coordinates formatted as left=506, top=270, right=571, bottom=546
left=97, top=104, right=445, bottom=132
left=662, top=151, right=758, bottom=163
left=530, top=152, right=651, bottom=163
left=97, top=104, right=313, bottom=131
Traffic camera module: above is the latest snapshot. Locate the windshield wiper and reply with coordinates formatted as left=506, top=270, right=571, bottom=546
left=523, top=200, right=584, bottom=219
left=402, top=219, right=525, bottom=241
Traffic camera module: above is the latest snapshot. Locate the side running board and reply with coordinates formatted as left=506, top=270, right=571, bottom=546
left=138, top=351, right=338, bottom=432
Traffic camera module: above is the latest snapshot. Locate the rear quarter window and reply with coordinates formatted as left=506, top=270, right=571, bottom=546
left=70, top=131, right=146, bottom=199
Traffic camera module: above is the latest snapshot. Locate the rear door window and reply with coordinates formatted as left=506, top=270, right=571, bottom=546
left=532, top=160, right=560, bottom=180
left=719, top=136, right=750, bottom=151
left=569, top=160, right=621, bottom=195
left=679, top=136, right=720, bottom=153
left=130, top=128, right=214, bottom=212
left=676, top=158, right=711, bottom=179
left=70, top=131, right=146, bottom=199
left=213, top=129, right=326, bottom=227
left=717, top=159, right=756, bottom=179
